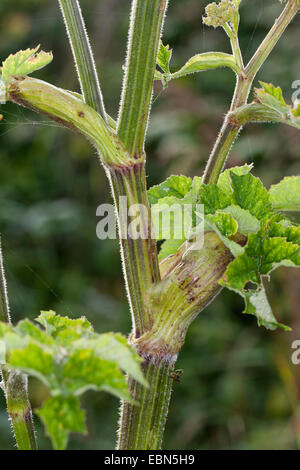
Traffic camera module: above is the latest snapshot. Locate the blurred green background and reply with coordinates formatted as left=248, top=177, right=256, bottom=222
left=0, top=0, right=300, bottom=450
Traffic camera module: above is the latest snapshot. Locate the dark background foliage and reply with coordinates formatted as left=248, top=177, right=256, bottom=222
left=0, top=0, right=300, bottom=449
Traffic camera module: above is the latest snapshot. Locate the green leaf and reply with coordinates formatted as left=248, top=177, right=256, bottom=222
left=268, top=220, right=300, bottom=245
left=222, top=283, right=290, bottom=331
left=0, top=312, right=146, bottom=449
left=269, top=176, right=300, bottom=211
left=190, top=176, right=203, bottom=196
left=1, top=46, right=53, bottom=83
left=222, top=232, right=300, bottom=291
left=62, top=349, right=132, bottom=400
left=9, top=343, right=56, bottom=389
left=230, top=173, right=273, bottom=222
left=206, top=211, right=238, bottom=237
left=37, top=396, right=86, bottom=450
left=148, top=175, right=192, bottom=205
left=151, top=195, right=194, bottom=241
left=36, top=310, right=94, bottom=344
left=205, top=211, right=244, bottom=257
left=233, top=82, right=300, bottom=130
left=158, top=238, right=185, bottom=261
left=217, top=163, right=253, bottom=194
left=78, top=332, right=147, bottom=387
left=166, top=52, right=239, bottom=81
left=256, top=82, right=289, bottom=111
left=222, top=205, right=260, bottom=235
left=198, top=184, right=233, bottom=214
left=157, top=42, right=172, bottom=74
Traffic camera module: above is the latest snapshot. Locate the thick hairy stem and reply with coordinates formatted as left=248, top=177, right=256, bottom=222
left=117, top=233, right=234, bottom=449
left=5, top=371, right=37, bottom=450
left=58, top=0, right=107, bottom=121
left=117, top=0, right=168, bottom=157
left=203, top=1, right=299, bottom=184
left=106, top=161, right=160, bottom=337
left=115, top=0, right=171, bottom=450
left=0, top=240, right=37, bottom=450
left=117, top=359, right=173, bottom=450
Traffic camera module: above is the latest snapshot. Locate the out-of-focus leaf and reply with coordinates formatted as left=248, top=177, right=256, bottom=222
left=269, top=176, right=300, bottom=211
left=37, top=396, right=86, bottom=450
left=0, top=312, right=146, bottom=449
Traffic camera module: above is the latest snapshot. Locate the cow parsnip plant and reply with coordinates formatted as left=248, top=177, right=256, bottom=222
left=0, top=0, right=300, bottom=450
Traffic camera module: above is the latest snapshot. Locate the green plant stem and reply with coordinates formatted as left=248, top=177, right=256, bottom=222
left=118, top=359, right=173, bottom=450
left=0, top=240, right=37, bottom=450
left=117, top=0, right=168, bottom=157
left=203, top=76, right=250, bottom=185
left=245, top=1, right=300, bottom=80
left=107, top=161, right=160, bottom=337
left=203, top=0, right=300, bottom=184
left=5, top=370, right=37, bottom=451
left=58, top=0, right=107, bottom=122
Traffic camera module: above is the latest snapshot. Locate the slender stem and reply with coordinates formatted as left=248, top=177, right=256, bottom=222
left=245, top=1, right=300, bottom=80
left=0, top=239, right=37, bottom=450
left=203, top=75, right=251, bottom=185
left=117, top=359, right=173, bottom=450
left=203, top=0, right=299, bottom=184
left=117, top=0, right=168, bottom=157
left=58, top=0, right=107, bottom=122
left=107, top=162, right=160, bottom=338
left=223, top=23, right=244, bottom=72
left=0, top=240, right=11, bottom=325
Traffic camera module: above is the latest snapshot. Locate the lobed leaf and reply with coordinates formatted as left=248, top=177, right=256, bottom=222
left=0, top=312, right=146, bottom=449
left=269, top=176, right=300, bottom=211
left=157, top=42, right=172, bottom=74
left=37, top=396, right=86, bottom=450
left=148, top=175, right=192, bottom=205
left=1, top=46, right=53, bottom=83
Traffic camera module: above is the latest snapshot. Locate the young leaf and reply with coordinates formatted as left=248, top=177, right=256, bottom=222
left=228, top=81, right=300, bottom=130
left=217, top=163, right=253, bottom=194
left=222, top=283, right=291, bottom=331
left=205, top=211, right=244, bottom=257
left=206, top=211, right=238, bottom=237
left=269, top=176, right=300, bottom=211
left=222, top=205, right=260, bottom=235
left=230, top=173, right=273, bottom=222
left=198, top=184, right=233, bottom=214
left=157, top=42, right=172, bottom=74
left=1, top=46, right=53, bottom=83
left=162, top=53, right=239, bottom=85
left=148, top=175, right=192, bottom=205
left=37, top=396, right=86, bottom=450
